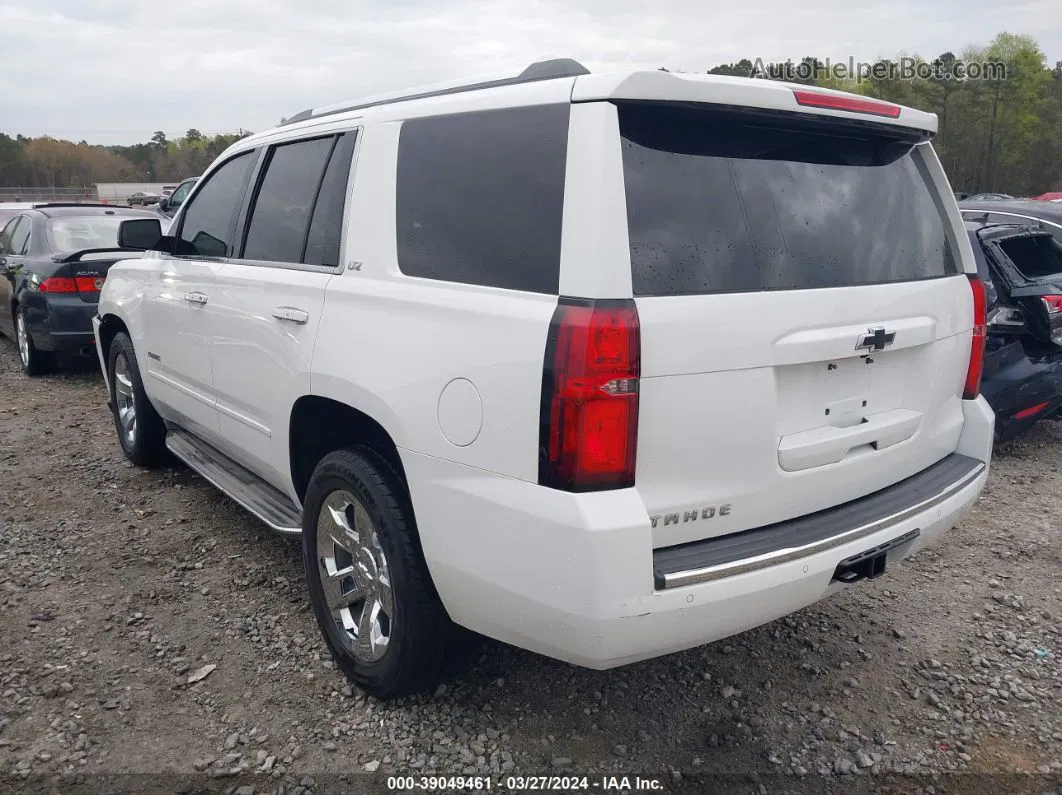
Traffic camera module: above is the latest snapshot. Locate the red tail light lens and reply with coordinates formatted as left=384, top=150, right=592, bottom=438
left=1041, top=295, right=1062, bottom=315
left=37, top=276, right=100, bottom=293
left=539, top=299, right=640, bottom=491
left=963, top=275, right=987, bottom=400
left=792, top=89, right=902, bottom=119
left=75, top=276, right=102, bottom=294
left=38, top=277, right=78, bottom=293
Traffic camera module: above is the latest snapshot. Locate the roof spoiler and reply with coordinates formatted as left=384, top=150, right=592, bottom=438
left=33, top=202, right=121, bottom=209
left=52, top=247, right=143, bottom=263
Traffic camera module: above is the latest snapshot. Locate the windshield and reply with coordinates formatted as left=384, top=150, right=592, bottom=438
left=618, top=103, right=959, bottom=296
left=48, top=216, right=125, bottom=251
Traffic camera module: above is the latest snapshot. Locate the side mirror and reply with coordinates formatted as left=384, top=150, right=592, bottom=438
left=157, top=196, right=170, bottom=211
left=118, top=218, right=163, bottom=250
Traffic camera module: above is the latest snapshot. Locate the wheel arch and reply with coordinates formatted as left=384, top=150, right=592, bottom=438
left=288, top=395, right=409, bottom=506
left=96, top=311, right=131, bottom=368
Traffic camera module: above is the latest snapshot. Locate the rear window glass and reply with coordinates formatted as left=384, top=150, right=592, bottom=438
left=48, top=217, right=125, bottom=250
left=395, top=104, right=569, bottom=294
left=999, top=234, right=1062, bottom=280
left=619, top=103, right=959, bottom=296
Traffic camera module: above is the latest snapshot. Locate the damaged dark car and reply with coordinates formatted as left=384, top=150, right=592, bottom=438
left=967, top=218, right=1062, bottom=441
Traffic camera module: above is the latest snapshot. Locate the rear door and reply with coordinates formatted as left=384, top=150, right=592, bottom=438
left=612, top=102, right=975, bottom=548
left=210, top=131, right=356, bottom=496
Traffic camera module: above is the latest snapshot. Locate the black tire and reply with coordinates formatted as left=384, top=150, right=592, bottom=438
left=107, top=332, right=167, bottom=466
left=15, top=306, right=55, bottom=377
left=303, top=447, right=473, bottom=699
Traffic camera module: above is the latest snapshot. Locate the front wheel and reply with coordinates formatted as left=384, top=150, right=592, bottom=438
left=107, top=332, right=167, bottom=466
left=303, top=448, right=472, bottom=699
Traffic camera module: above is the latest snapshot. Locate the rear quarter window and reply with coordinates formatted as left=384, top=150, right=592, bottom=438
left=618, top=103, right=959, bottom=296
left=395, top=104, right=570, bottom=294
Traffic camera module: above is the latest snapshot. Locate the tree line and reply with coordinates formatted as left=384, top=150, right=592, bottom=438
left=0, top=32, right=1059, bottom=195
left=0, top=129, right=251, bottom=188
left=692, top=32, right=1062, bottom=196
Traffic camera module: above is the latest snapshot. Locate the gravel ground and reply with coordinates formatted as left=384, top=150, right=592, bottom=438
left=1, top=341, right=1061, bottom=795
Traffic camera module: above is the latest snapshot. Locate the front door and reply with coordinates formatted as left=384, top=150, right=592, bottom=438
left=142, top=149, right=258, bottom=444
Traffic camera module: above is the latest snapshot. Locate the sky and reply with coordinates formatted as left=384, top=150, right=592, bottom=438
left=1, top=0, right=1060, bottom=146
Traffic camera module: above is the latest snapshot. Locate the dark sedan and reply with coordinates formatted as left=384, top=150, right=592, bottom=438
left=966, top=218, right=1062, bottom=441
left=0, top=204, right=159, bottom=375
left=960, top=199, right=1062, bottom=246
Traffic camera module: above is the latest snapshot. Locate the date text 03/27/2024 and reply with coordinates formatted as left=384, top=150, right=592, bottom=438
left=386, top=775, right=665, bottom=791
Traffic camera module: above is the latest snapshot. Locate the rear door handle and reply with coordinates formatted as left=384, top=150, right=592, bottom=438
left=183, top=292, right=208, bottom=305
left=272, top=306, right=308, bottom=325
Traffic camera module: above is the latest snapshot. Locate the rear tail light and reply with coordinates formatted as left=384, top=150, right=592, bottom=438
left=38, top=277, right=77, bottom=293
left=76, top=276, right=102, bottom=294
left=792, top=89, right=902, bottom=119
left=963, top=275, right=987, bottom=400
left=1041, top=295, right=1062, bottom=315
left=539, top=298, right=640, bottom=492
left=37, top=276, right=100, bottom=294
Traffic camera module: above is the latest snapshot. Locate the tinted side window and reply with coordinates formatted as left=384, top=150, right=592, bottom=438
left=243, top=137, right=334, bottom=264
left=169, top=180, right=194, bottom=209
left=178, top=152, right=255, bottom=258
left=0, top=217, right=22, bottom=253
left=304, top=132, right=357, bottom=267
left=10, top=217, right=30, bottom=254
left=396, top=104, right=569, bottom=294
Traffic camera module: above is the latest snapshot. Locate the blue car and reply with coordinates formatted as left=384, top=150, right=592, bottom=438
left=965, top=218, right=1062, bottom=441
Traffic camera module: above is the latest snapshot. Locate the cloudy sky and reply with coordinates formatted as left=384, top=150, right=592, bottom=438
left=2, top=0, right=1059, bottom=145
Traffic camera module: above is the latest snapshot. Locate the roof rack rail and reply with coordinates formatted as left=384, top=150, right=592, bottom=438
left=279, top=58, right=590, bottom=127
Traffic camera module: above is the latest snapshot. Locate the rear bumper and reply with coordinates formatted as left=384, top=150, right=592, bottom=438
left=652, top=453, right=983, bottom=589
left=982, top=345, right=1062, bottom=441
left=23, top=294, right=98, bottom=352
left=407, top=397, right=994, bottom=669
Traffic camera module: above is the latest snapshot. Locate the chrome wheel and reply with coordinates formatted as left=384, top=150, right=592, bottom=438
left=16, top=312, right=29, bottom=367
left=113, top=352, right=137, bottom=448
left=317, top=490, right=394, bottom=663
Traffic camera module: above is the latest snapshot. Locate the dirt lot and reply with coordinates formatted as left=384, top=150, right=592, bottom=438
left=1, top=341, right=1061, bottom=795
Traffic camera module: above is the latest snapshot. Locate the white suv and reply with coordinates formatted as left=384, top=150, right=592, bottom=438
left=94, top=59, right=994, bottom=698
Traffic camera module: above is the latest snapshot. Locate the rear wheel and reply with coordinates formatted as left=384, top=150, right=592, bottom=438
left=303, top=448, right=473, bottom=699
left=107, top=332, right=167, bottom=466
left=16, top=307, right=55, bottom=377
